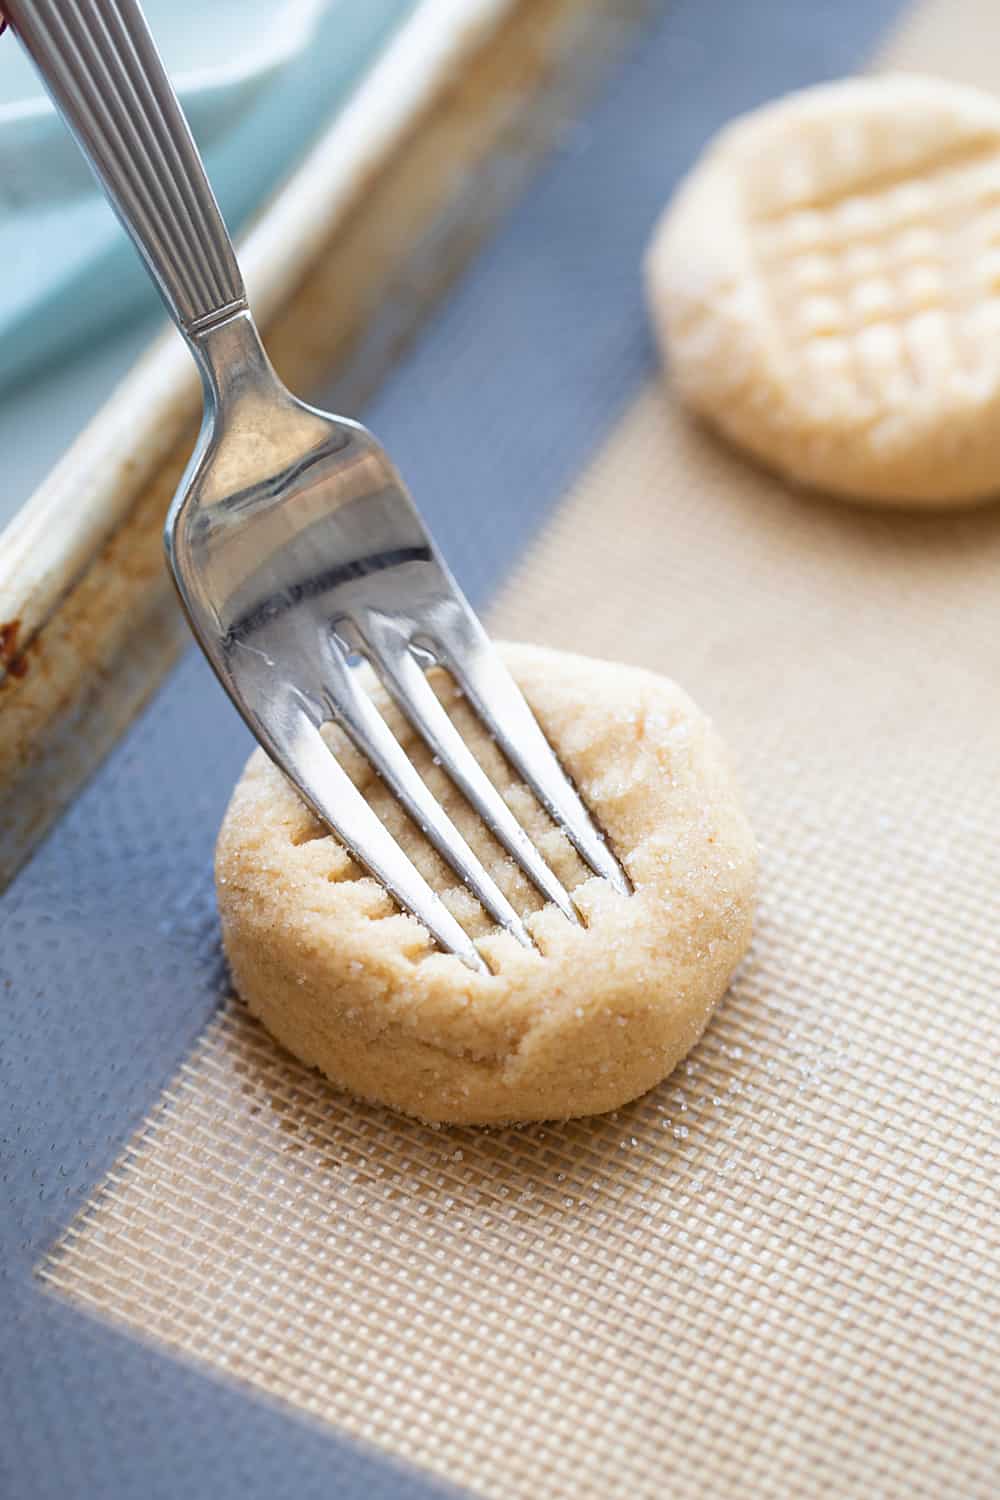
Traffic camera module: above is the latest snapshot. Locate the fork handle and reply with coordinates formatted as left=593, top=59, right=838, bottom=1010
left=6, top=0, right=247, bottom=337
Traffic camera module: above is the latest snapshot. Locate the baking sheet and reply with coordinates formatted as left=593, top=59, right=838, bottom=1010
left=9, top=0, right=997, bottom=1497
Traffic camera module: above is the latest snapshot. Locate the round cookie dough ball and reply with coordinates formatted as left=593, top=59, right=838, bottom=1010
left=646, top=74, right=1000, bottom=507
left=215, top=643, right=756, bottom=1126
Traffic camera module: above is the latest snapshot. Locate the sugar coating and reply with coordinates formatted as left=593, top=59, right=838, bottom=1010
left=646, top=74, right=1000, bottom=507
left=215, top=643, right=757, bottom=1125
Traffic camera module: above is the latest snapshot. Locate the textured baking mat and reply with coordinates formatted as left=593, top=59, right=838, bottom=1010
left=10, top=0, right=995, bottom=1497
left=41, top=382, right=1000, bottom=1500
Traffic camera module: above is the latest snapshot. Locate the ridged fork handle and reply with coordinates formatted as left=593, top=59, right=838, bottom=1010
left=6, top=0, right=246, bottom=336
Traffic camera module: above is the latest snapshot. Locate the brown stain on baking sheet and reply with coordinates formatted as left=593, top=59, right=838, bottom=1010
left=0, top=619, right=29, bottom=679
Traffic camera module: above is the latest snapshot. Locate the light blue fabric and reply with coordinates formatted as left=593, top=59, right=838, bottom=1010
left=0, top=0, right=415, bottom=391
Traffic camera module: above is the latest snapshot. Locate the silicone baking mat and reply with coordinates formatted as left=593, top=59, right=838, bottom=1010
left=7, top=1, right=998, bottom=1497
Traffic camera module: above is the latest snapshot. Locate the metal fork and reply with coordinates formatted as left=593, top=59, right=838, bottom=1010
left=9, top=0, right=629, bottom=971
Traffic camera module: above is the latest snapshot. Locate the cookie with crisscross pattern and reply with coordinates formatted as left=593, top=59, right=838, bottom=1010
left=647, top=74, right=1000, bottom=506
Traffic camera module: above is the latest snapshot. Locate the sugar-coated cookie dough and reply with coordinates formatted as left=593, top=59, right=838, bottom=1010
left=646, top=74, right=1000, bottom=507
left=216, top=644, right=756, bottom=1125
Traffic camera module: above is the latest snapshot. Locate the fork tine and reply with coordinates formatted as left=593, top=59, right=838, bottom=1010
left=358, top=618, right=581, bottom=923
left=287, top=712, right=488, bottom=973
left=439, top=629, right=632, bottom=896
left=321, top=642, right=535, bottom=949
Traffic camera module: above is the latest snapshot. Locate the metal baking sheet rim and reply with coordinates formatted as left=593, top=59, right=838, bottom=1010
left=0, top=0, right=588, bottom=886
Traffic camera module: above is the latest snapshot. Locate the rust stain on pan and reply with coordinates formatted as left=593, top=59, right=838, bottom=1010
left=0, top=619, right=30, bottom=679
